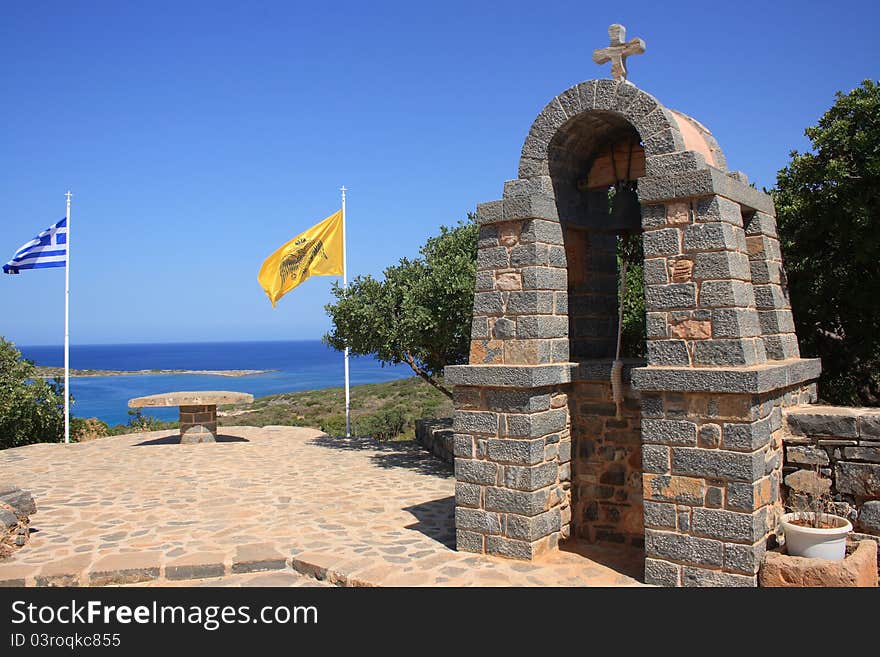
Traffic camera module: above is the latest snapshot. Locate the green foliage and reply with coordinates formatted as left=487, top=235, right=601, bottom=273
left=355, top=407, right=407, bottom=440
left=71, top=417, right=109, bottom=442
left=773, top=80, right=880, bottom=405
left=618, top=234, right=646, bottom=358
left=324, top=215, right=478, bottom=397
left=121, top=409, right=177, bottom=433
left=0, top=337, right=65, bottom=449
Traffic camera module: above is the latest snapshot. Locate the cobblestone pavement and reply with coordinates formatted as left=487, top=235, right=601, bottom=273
left=0, top=427, right=644, bottom=587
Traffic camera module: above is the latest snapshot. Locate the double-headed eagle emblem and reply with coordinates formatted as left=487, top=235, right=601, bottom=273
left=279, top=237, right=327, bottom=286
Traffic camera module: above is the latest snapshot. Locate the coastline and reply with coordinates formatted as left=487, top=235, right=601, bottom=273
left=35, top=367, right=275, bottom=378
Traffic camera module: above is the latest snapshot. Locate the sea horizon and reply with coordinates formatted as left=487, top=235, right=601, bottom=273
left=17, top=340, right=411, bottom=426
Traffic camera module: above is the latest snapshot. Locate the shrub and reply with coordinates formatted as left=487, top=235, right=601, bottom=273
left=0, top=337, right=65, bottom=449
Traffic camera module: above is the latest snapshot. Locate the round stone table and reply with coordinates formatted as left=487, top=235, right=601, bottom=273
left=127, top=391, right=254, bottom=443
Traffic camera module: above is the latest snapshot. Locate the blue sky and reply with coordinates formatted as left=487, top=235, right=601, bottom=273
left=1, top=0, right=877, bottom=346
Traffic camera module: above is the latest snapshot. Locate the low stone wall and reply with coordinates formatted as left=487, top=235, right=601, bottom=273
left=1, top=486, right=36, bottom=558
left=415, top=418, right=454, bottom=466
left=782, top=405, right=880, bottom=536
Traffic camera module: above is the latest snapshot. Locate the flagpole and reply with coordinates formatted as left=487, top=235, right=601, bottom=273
left=64, top=191, right=71, bottom=444
left=341, top=185, right=351, bottom=438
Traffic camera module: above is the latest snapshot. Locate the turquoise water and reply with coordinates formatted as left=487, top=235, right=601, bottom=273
left=18, top=341, right=410, bottom=425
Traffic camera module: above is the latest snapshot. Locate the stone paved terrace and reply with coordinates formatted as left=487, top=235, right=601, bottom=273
left=0, top=426, right=644, bottom=587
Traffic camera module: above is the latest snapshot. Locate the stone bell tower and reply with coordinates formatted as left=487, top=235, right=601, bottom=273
left=445, top=24, right=821, bottom=586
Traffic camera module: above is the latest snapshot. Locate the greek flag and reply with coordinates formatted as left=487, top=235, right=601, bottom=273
left=3, top=218, right=68, bottom=274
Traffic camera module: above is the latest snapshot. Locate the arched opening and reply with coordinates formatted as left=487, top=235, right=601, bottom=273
left=549, top=110, right=647, bottom=548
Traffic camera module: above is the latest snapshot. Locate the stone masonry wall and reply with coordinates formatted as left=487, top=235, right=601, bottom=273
left=640, top=383, right=816, bottom=587
left=415, top=418, right=454, bottom=466
left=783, top=405, right=880, bottom=537
left=453, top=384, right=571, bottom=560
left=571, top=380, right=643, bottom=546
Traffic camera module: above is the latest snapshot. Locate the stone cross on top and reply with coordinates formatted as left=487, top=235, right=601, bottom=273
left=592, top=23, right=646, bottom=81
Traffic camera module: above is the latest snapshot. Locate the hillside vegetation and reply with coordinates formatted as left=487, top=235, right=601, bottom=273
left=218, top=376, right=452, bottom=439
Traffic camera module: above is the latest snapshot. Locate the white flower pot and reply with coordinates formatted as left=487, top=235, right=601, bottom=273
left=780, top=512, right=852, bottom=560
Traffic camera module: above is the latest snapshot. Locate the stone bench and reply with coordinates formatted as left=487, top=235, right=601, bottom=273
left=128, top=391, right=254, bottom=443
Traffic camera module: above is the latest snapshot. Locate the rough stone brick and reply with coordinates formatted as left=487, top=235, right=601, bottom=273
left=471, top=316, right=489, bottom=339
left=642, top=419, right=697, bottom=446
left=698, top=280, right=756, bottom=308
left=643, top=501, right=677, bottom=529
left=692, top=507, right=765, bottom=542
left=693, top=339, right=762, bottom=367
left=644, top=151, right=706, bottom=178
left=510, top=243, right=550, bottom=268
left=454, top=458, right=498, bottom=485
left=455, top=530, right=484, bottom=553
left=491, top=318, right=515, bottom=339
left=644, top=558, right=680, bottom=586
left=505, top=509, right=561, bottom=540
left=506, top=291, right=554, bottom=315
left=695, top=195, right=744, bottom=227
left=484, top=487, right=549, bottom=516
left=643, top=474, right=705, bottom=504
left=455, top=482, right=482, bottom=508
left=722, top=417, right=772, bottom=452
left=683, top=223, right=742, bottom=252
left=476, top=201, right=503, bottom=225
left=453, top=411, right=498, bottom=435
left=698, top=424, right=721, bottom=448
left=643, top=258, right=669, bottom=286
left=860, top=413, right=880, bottom=438
left=520, top=219, right=564, bottom=245
left=744, top=210, right=778, bottom=237
left=486, top=438, right=545, bottom=465
left=485, top=535, right=539, bottom=559
left=762, top=334, right=801, bottom=360
left=724, top=541, right=765, bottom=574
left=504, top=461, right=559, bottom=491
left=671, top=447, right=763, bottom=482
left=646, top=312, right=668, bottom=338
left=484, top=389, right=551, bottom=413
left=642, top=444, right=670, bottom=474
left=454, top=507, right=501, bottom=534
left=758, top=310, right=795, bottom=334
left=843, top=447, right=880, bottom=463
left=858, top=501, right=880, bottom=534
left=753, top=284, right=789, bottom=309
left=473, top=292, right=504, bottom=315
left=712, top=308, right=761, bottom=338
left=640, top=203, right=667, bottom=228
left=644, top=529, right=723, bottom=567
left=682, top=566, right=755, bottom=587
left=643, top=228, right=680, bottom=256
left=477, top=247, right=509, bottom=270
left=786, top=409, right=858, bottom=438
left=647, top=339, right=690, bottom=366
left=726, top=477, right=773, bottom=512
left=505, top=408, right=567, bottom=438
left=785, top=445, right=830, bottom=466
left=502, top=194, right=558, bottom=222
left=521, top=267, right=567, bottom=291
left=516, top=315, right=568, bottom=339
left=835, top=462, right=880, bottom=497
left=454, top=434, right=474, bottom=458
left=693, top=251, right=752, bottom=281
left=645, top=283, right=696, bottom=310
left=548, top=245, right=567, bottom=268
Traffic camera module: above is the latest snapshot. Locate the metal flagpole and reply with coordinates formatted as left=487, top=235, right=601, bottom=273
left=341, top=186, right=351, bottom=438
left=64, top=191, right=71, bottom=444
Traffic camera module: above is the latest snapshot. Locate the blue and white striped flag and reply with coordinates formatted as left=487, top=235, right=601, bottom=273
left=3, top=218, right=68, bottom=274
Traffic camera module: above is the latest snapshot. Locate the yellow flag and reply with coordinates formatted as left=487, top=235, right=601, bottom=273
left=258, top=210, right=344, bottom=307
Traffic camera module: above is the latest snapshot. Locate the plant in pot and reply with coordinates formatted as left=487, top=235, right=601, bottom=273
left=781, top=468, right=852, bottom=560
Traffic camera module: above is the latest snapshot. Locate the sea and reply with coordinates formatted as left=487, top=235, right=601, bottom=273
left=17, top=341, right=411, bottom=426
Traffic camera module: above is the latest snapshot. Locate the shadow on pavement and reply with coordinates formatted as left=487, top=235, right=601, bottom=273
left=403, top=496, right=456, bottom=548
left=310, top=435, right=453, bottom=478
left=133, top=434, right=250, bottom=446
